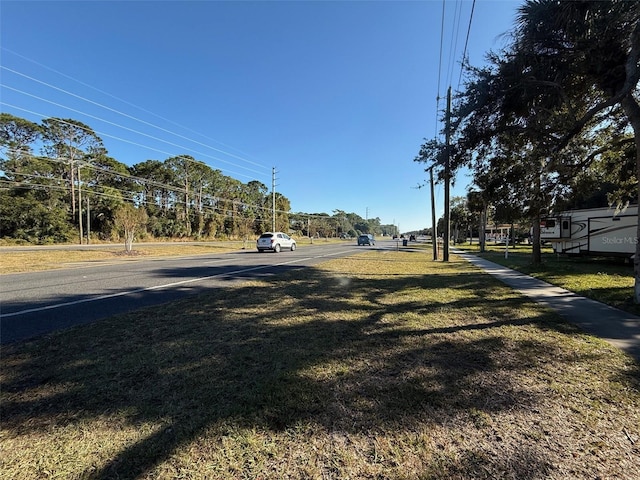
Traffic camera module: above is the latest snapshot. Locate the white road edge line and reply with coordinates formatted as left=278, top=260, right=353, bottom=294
left=1, top=249, right=354, bottom=318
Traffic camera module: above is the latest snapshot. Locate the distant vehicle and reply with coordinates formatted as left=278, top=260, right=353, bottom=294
left=257, top=232, right=296, bottom=253
left=357, top=234, right=375, bottom=246
left=540, top=205, right=637, bottom=258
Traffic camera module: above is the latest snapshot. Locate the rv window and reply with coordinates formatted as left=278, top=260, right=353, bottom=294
left=545, top=220, right=555, bottom=228
left=612, top=217, right=620, bottom=222
left=562, top=220, right=569, bottom=230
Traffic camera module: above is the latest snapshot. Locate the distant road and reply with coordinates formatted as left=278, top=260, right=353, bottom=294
left=1, top=241, right=391, bottom=344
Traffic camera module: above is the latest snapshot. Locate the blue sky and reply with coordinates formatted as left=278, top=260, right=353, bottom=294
left=1, top=0, right=519, bottom=233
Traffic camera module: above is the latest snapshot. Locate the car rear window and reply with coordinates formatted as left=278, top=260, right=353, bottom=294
left=259, top=233, right=274, bottom=239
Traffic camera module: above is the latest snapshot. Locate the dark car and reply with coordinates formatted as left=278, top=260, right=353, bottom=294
left=357, top=234, right=375, bottom=246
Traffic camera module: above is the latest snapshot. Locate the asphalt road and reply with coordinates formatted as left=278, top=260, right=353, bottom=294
left=1, top=242, right=388, bottom=344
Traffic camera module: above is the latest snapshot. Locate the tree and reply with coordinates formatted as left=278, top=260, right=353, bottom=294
left=241, top=180, right=269, bottom=237
left=82, top=151, right=135, bottom=241
left=450, top=196, right=471, bottom=244
left=0, top=113, right=41, bottom=159
left=272, top=192, right=291, bottom=234
left=0, top=114, right=74, bottom=242
left=131, top=159, right=173, bottom=218
left=165, top=155, right=200, bottom=237
left=554, top=132, right=636, bottom=211
left=454, top=55, right=562, bottom=264
left=513, top=0, right=640, bottom=299
left=452, top=1, right=639, bottom=267
left=467, top=190, right=487, bottom=251
left=41, top=118, right=104, bottom=239
left=0, top=114, right=48, bottom=191
left=114, top=203, right=148, bottom=253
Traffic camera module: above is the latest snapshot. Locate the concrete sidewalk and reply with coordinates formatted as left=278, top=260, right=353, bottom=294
left=453, top=250, right=640, bottom=362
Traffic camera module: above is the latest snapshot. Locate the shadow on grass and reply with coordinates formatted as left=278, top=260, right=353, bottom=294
left=0, top=262, right=309, bottom=344
left=2, top=264, right=637, bottom=479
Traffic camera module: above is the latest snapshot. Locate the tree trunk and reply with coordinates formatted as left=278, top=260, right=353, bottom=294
left=124, top=229, right=134, bottom=253
left=532, top=214, right=542, bottom=265
left=621, top=94, right=640, bottom=303
left=480, top=205, right=487, bottom=253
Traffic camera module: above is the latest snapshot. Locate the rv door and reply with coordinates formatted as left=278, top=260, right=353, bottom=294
left=559, top=216, right=571, bottom=239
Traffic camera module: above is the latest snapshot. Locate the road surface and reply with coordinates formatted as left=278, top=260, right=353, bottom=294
left=1, top=242, right=386, bottom=344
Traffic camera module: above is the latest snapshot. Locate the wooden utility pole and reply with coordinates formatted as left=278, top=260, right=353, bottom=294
left=430, top=165, right=438, bottom=261
left=272, top=167, right=276, bottom=232
left=77, top=162, right=83, bottom=244
left=443, top=86, right=451, bottom=262
left=86, top=195, right=91, bottom=244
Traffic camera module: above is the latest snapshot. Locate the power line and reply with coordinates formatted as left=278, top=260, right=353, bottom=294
left=0, top=64, right=268, bottom=172
left=1, top=84, right=266, bottom=176
left=435, top=0, right=478, bottom=135
left=2, top=47, right=261, bottom=164
left=0, top=64, right=270, bottom=178
left=457, top=0, right=476, bottom=92
left=1, top=152, right=318, bottom=220
left=435, top=0, right=447, bottom=139
left=446, top=0, right=464, bottom=90
left=1, top=103, right=264, bottom=181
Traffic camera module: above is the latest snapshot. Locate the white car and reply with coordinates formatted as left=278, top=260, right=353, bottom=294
left=256, top=232, right=296, bottom=253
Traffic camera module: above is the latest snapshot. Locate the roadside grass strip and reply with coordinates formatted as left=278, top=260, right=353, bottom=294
left=453, top=243, right=640, bottom=315
left=0, top=244, right=240, bottom=274
left=1, top=250, right=639, bottom=479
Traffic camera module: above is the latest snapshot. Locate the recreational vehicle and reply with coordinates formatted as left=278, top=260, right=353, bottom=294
left=540, top=205, right=638, bottom=258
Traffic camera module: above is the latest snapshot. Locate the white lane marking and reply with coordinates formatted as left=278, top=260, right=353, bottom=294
left=1, top=249, right=354, bottom=318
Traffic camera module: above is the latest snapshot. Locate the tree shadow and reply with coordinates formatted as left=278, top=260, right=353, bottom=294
left=1, top=262, right=308, bottom=344
left=1, top=265, right=636, bottom=479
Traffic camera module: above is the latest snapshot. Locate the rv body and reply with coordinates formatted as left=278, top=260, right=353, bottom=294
left=540, top=206, right=638, bottom=258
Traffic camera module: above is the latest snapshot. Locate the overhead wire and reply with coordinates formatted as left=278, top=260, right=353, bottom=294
left=1, top=47, right=402, bottom=231
left=2, top=47, right=261, bottom=164
left=446, top=0, right=464, bottom=90
left=457, top=0, right=476, bottom=93
left=1, top=149, right=335, bottom=222
left=1, top=103, right=262, bottom=181
left=430, top=0, right=477, bottom=202
left=0, top=61, right=267, bottom=172
left=1, top=84, right=266, bottom=176
left=435, top=0, right=477, bottom=130
left=0, top=63, right=271, bottom=182
left=1, top=168, right=274, bottom=221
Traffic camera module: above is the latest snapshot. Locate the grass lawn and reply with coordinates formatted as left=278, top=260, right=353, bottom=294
left=0, top=244, right=239, bottom=274
left=453, top=243, right=640, bottom=316
left=1, top=249, right=639, bottom=479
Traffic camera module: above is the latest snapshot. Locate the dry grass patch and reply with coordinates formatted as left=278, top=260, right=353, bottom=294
left=0, top=244, right=239, bottom=274
left=1, top=250, right=639, bottom=479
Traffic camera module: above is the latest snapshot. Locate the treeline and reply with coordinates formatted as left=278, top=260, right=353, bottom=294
left=0, top=114, right=392, bottom=244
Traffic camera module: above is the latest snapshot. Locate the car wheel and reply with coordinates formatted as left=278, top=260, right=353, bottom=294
left=274, top=244, right=281, bottom=253
left=290, top=243, right=296, bottom=251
